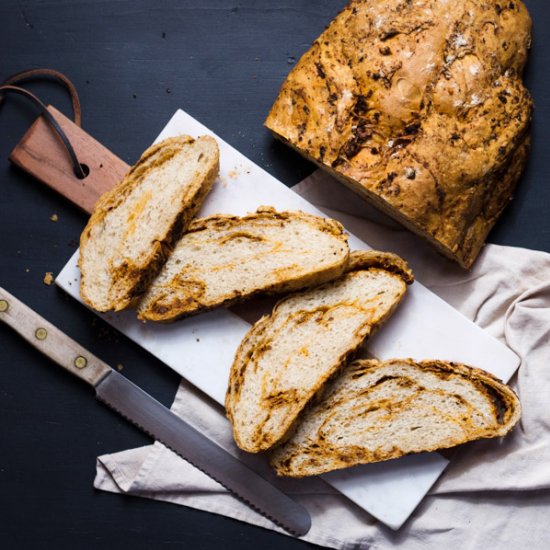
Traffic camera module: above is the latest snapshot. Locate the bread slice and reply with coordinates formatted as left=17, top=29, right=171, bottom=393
left=137, top=207, right=350, bottom=322
left=271, top=359, right=521, bottom=477
left=225, top=250, right=414, bottom=453
left=79, top=135, right=219, bottom=312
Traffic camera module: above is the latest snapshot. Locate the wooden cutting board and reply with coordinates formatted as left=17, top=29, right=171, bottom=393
left=13, top=107, right=520, bottom=530
left=10, top=105, right=129, bottom=215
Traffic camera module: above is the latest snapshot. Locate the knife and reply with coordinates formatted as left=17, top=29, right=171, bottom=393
left=0, top=287, right=311, bottom=537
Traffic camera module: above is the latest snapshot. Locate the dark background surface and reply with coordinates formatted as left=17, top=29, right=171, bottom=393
left=0, top=1, right=548, bottom=548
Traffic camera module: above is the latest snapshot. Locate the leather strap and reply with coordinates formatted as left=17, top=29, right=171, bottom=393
left=0, top=67, right=81, bottom=126
left=0, top=68, right=86, bottom=178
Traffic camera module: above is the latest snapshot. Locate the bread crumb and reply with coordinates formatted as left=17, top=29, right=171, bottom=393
left=43, top=272, right=54, bottom=285
left=116, top=363, right=124, bottom=371
left=228, top=169, right=238, bottom=179
left=50, top=214, right=58, bottom=222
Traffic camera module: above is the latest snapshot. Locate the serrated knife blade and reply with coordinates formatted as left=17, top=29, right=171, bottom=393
left=95, top=370, right=311, bottom=535
left=0, top=287, right=311, bottom=537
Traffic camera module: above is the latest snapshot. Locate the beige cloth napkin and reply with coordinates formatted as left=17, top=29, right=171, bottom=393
left=95, top=170, right=550, bottom=549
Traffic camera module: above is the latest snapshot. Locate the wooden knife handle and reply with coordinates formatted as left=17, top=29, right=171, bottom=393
left=0, top=287, right=111, bottom=386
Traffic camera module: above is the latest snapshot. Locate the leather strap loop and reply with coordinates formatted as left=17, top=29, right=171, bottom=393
left=0, top=67, right=81, bottom=126
left=0, top=69, right=86, bottom=179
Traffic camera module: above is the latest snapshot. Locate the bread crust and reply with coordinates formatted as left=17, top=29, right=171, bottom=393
left=137, top=207, right=350, bottom=321
left=270, top=358, right=521, bottom=477
left=265, top=0, right=532, bottom=268
left=345, top=249, right=414, bottom=284
left=225, top=250, right=413, bottom=453
left=79, top=135, right=219, bottom=312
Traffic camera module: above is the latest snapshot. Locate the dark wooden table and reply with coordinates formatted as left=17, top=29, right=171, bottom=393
left=1, top=1, right=549, bottom=548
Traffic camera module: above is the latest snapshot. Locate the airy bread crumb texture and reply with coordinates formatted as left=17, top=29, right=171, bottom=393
left=137, top=207, right=350, bottom=321
left=79, top=135, right=219, bottom=312
left=271, top=358, right=521, bottom=477
left=226, top=250, right=412, bottom=453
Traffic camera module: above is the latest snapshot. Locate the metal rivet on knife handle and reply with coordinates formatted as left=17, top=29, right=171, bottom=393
left=74, top=356, right=87, bottom=369
left=35, top=327, right=48, bottom=340
left=0, top=299, right=8, bottom=312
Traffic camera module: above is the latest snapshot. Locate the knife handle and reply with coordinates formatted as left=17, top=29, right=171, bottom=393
left=0, top=287, right=111, bottom=386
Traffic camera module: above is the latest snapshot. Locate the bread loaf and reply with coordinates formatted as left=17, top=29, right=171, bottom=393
left=265, top=0, right=532, bottom=268
left=271, top=358, right=521, bottom=477
left=79, top=136, right=219, bottom=312
left=138, top=207, right=349, bottom=321
left=226, top=250, right=413, bottom=453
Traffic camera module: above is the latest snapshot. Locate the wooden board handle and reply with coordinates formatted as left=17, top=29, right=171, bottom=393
left=9, top=106, right=130, bottom=214
left=0, top=287, right=111, bottom=386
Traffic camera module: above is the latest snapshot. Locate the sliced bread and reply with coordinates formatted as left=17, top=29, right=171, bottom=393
left=225, top=250, right=414, bottom=453
left=271, top=359, right=521, bottom=477
left=79, top=135, right=219, bottom=312
left=137, top=207, right=349, bottom=321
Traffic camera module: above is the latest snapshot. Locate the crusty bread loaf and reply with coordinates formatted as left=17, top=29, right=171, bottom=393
left=265, top=0, right=532, bottom=268
left=138, top=207, right=350, bottom=321
left=79, top=135, right=219, bottom=312
left=271, top=359, right=521, bottom=477
left=226, top=250, right=413, bottom=453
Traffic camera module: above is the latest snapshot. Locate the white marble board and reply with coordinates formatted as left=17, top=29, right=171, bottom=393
left=56, top=110, right=520, bottom=530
